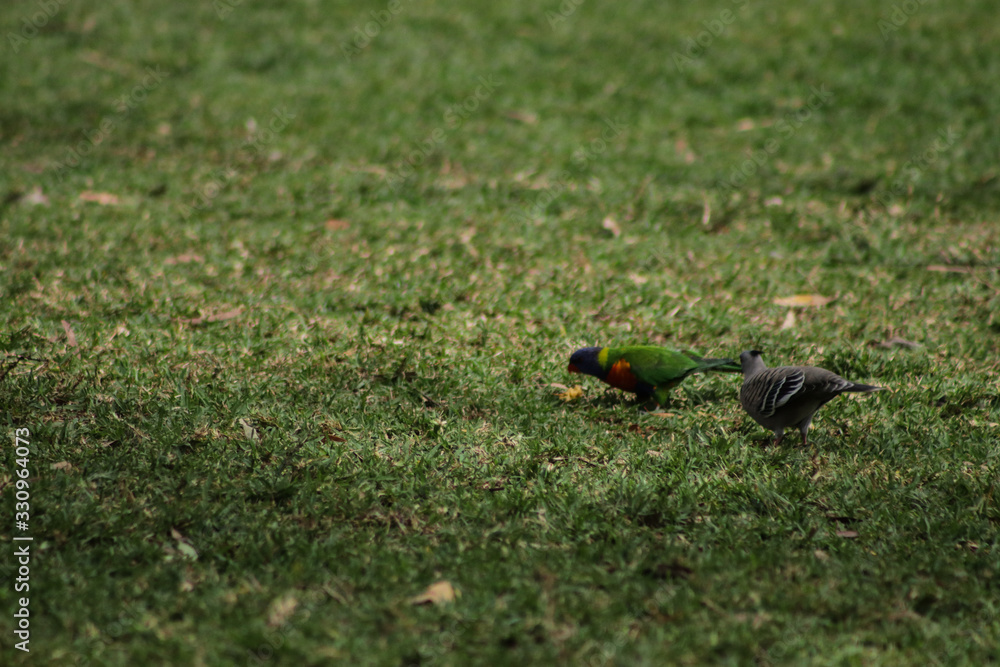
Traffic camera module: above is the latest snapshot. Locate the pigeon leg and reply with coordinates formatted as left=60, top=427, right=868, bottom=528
left=797, top=416, right=814, bottom=447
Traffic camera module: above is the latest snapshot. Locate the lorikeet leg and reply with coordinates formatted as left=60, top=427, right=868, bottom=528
left=652, top=385, right=677, bottom=408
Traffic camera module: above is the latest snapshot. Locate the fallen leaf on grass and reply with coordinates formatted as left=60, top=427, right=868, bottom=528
left=51, top=461, right=73, bottom=472
left=732, top=611, right=773, bottom=629
left=107, top=324, right=130, bottom=343
left=325, top=219, right=350, bottom=231
left=410, top=580, right=457, bottom=606
left=165, top=253, right=205, bottom=265
left=869, top=336, right=921, bottom=350
left=773, top=294, right=833, bottom=307
left=780, top=310, right=796, bottom=330
left=647, top=412, right=679, bottom=418
left=505, top=110, right=538, bottom=125
left=239, top=417, right=260, bottom=443
left=927, top=265, right=974, bottom=274
left=557, top=385, right=584, bottom=402
left=78, top=49, right=134, bottom=76
left=23, top=186, right=49, bottom=206
left=61, top=320, right=77, bottom=347
left=814, top=549, right=829, bottom=561
left=836, top=530, right=859, bottom=539
left=644, top=561, right=693, bottom=580
left=602, top=216, right=621, bottom=238
left=629, top=272, right=648, bottom=286
left=458, top=227, right=478, bottom=259
left=675, top=138, right=696, bottom=164
left=79, top=191, right=120, bottom=205
left=177, top=308, right=244, bottom=325
left=170, top=528, right=199, bottom=560
left=267, top=594, right=299, bottom=627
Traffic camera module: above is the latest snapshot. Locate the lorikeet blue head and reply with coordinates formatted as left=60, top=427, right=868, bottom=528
left=568, top=346, right=604, bottom=378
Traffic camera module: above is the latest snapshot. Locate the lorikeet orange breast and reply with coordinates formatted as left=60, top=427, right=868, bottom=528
left=567, top=345, right=741, bottom=405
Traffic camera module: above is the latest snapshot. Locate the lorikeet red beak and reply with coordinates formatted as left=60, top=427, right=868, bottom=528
left=567, top=363, right=581, bottom=373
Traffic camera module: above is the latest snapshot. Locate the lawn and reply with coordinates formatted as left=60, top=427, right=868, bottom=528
left=1, top=0, right=999, bottom=664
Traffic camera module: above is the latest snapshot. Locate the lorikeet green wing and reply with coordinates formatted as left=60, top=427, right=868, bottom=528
left=568, top=345, right=741, bottom=405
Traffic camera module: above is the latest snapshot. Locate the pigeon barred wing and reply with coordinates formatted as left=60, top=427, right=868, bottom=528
left=760, top=369, right=805, bottom=418
left=737, top=350, right=887, bottom=446
left=799, top=368, right=856, bottom=397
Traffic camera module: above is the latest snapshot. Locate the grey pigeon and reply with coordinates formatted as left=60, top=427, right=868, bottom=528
left=739, top=350, right=886, bottom=446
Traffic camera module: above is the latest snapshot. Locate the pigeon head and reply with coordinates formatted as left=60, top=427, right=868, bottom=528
left=739, top=349, right=767, bottom=376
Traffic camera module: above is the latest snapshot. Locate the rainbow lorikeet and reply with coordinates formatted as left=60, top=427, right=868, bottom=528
left=568, top=346, right=741, bottom=406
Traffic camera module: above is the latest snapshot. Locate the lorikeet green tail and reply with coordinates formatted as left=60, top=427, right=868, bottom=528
left=567, top=345, right=741, bottom=406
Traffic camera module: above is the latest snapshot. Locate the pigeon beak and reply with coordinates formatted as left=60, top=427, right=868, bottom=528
left=567, top=363, right=581, bottom=374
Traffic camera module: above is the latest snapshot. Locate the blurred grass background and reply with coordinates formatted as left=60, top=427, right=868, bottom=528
left=1, top=0, right=999, bottom=664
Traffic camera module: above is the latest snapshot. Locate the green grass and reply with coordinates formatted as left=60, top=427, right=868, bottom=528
left=2, top=0, right=999, bottom=664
